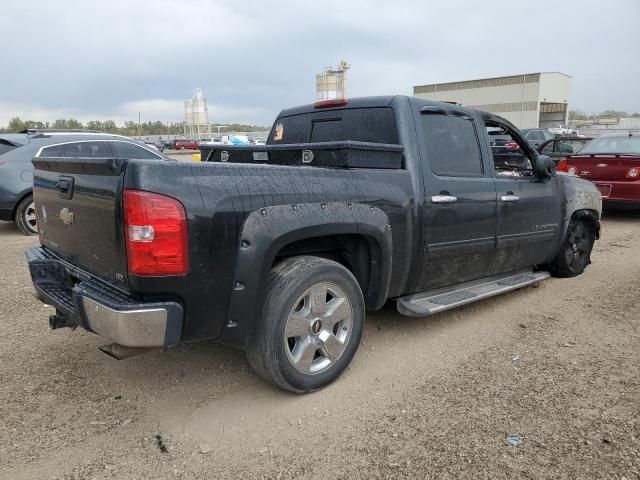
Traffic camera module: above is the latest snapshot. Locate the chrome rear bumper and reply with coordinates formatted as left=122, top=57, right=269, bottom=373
left=27, top=246, right=183, bottom=347
left=81, top=296, right=173, bottom=347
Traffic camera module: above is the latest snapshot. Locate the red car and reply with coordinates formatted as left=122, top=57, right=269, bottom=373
left=173, top=139, right=199, bottom=150
left=557, top=132, right=640, bottom=209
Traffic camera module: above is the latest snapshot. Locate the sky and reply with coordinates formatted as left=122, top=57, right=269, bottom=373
left=1, top=0, right=639, bottom=127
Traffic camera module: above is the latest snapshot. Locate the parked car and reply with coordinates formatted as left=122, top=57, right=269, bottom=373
left=0, top=130, right=171, bottom=235
left=537, top=136, right=593, bottom=163
left=144, top=139, right=164, bottom=152
left=548, top=124, right=577, bottom=136
left=27, top=96, right=601, bottom=393
left=173, top=139, right=200, bottom=150
left=520, top=128, right=556, bottom=149
left=557, top=132, right=640, bottom=209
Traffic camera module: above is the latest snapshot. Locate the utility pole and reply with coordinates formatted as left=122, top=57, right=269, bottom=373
left=138, top=112, right=141, bottom=139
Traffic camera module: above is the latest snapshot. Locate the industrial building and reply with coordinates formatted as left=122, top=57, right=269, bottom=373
left=413, top=72, right=572, bottom=129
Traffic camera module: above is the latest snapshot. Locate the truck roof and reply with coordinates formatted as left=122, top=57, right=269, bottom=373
left=276, top=95, right=504, bottom=126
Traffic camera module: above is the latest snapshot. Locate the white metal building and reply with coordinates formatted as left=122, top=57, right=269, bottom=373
left=413, top=72, right=572, bottom=129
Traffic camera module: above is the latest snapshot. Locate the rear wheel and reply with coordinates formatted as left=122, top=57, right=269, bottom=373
left=15, top=195, right=38, bottom=236
left=548, top=219, right=594, bottom=277
left=246, top=256, right=365, bottom=393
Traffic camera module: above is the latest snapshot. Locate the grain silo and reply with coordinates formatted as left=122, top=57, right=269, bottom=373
left=184, top=86, right=211, bottom=139
left=316, top=60, right=350, bottom=101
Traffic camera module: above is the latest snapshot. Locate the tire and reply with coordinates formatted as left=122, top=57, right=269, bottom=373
left=246, top=256, right=365, bottom=393
left=547, top=219, right=595, bottom=277
left=15, top=195, right=38, bottom=236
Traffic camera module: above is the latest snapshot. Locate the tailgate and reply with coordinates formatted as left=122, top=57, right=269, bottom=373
left=32, top=156, right=129, bottom=285
left=566, top=154, right=640, bottom=181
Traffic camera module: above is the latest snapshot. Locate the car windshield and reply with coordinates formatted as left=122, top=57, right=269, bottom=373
left=579, top=136, right=640, bottom=155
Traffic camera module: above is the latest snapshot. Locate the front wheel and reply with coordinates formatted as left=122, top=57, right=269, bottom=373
left=246, top=256, right=365, bottom=393
left=15, top=195, right=38, bottom=236
left=548, top=219, right=595, bottom=277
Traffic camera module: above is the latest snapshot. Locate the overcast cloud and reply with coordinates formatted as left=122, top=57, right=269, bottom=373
left=1, top=0, right=639, bottom=126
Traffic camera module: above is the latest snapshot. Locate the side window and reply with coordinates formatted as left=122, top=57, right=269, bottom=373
left=38, top=144, right=63, bottom=157
left=567, top=140, right=585, bottom=154
left=485, top=122, right=534, bottom=177
left=111, top=141, right=162, bottom=160
left=61, top=141, right=111, bottom=158
left=528, top=130, right=545, bottom=141
left=541, top=141, right=556, bottom=154
left=420, top=113, right=483, bottom=176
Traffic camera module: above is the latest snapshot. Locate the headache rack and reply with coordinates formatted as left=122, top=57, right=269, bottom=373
left=199, top=141, right=404, bottom=169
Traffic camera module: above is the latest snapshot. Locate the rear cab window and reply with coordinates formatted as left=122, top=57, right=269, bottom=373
left=268, top=107, right=399, bottom=145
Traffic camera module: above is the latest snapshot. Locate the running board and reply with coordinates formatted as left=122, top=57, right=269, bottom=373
left=397, top=269, right=550, bottom=317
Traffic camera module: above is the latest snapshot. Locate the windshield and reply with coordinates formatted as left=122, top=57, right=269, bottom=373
left=579, top=136, right=640, bottom=155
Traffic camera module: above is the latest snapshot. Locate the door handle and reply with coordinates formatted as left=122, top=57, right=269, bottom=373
left=431, top=195, right=458, bottom=204
left=500, top=194, right=520, bottom=202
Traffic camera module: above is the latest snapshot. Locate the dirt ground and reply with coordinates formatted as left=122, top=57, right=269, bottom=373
left=0, top=212, right=638, bottom=480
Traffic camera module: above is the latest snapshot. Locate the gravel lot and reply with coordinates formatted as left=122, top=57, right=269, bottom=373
left=0, top=211, right=638, bottom=479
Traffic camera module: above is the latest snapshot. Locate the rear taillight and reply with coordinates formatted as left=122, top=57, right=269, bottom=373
left=556, top=159, right=568, bottom=172
left=504, top=142, right=519, bottom=150
left=626, top=167, right=639, bottom=179
left=123, top=189, right=188, bottom=276
left=314, top=98, right=348, bottom=109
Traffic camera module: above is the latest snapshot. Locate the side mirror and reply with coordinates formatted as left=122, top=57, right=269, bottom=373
left=534, top=155, right=555, bottom=179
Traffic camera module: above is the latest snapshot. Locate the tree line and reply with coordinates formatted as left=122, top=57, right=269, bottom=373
left=569, top=110, right=640, bottom=121
left=0, top=117, right=268, bottom=136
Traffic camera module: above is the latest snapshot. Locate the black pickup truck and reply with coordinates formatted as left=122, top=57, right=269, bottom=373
left=26, top=96, right=601, bottom=393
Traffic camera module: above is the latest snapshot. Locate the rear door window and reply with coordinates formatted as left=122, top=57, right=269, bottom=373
left=61, top=141, right=112, bottom=158
left=268, top=107, right=398, bottom=145
left=38, top=144, right=64, bottom=157
left=420, top=113, right=483, bottom=176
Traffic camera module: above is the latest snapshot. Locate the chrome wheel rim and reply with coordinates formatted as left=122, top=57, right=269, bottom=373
left=24, top=201, right=38, bottom=233
left=284, top=282, right=353, bottom=375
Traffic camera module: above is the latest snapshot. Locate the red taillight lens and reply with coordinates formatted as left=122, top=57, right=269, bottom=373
left=556, top=159, right=568, bottom=172
left=314, top=98, right=348, bottom=109
left=626, top=167, right=639, bottom=179
left=123, top=189, right=188, bottom=276
left=504, top=142, right=519, bottom=150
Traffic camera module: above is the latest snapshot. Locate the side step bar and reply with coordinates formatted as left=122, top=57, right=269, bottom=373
left=397, top=269, right=550, bottom=317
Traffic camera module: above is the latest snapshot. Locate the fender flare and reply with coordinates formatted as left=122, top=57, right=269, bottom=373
left=219, top=202, right=392, bottom=349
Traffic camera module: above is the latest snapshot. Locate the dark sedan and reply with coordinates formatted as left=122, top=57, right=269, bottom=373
left=520, top=128, right=556, bottom=149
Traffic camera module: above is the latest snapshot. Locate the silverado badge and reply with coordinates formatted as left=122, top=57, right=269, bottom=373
left=59, top=207, right=74, bottom=226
